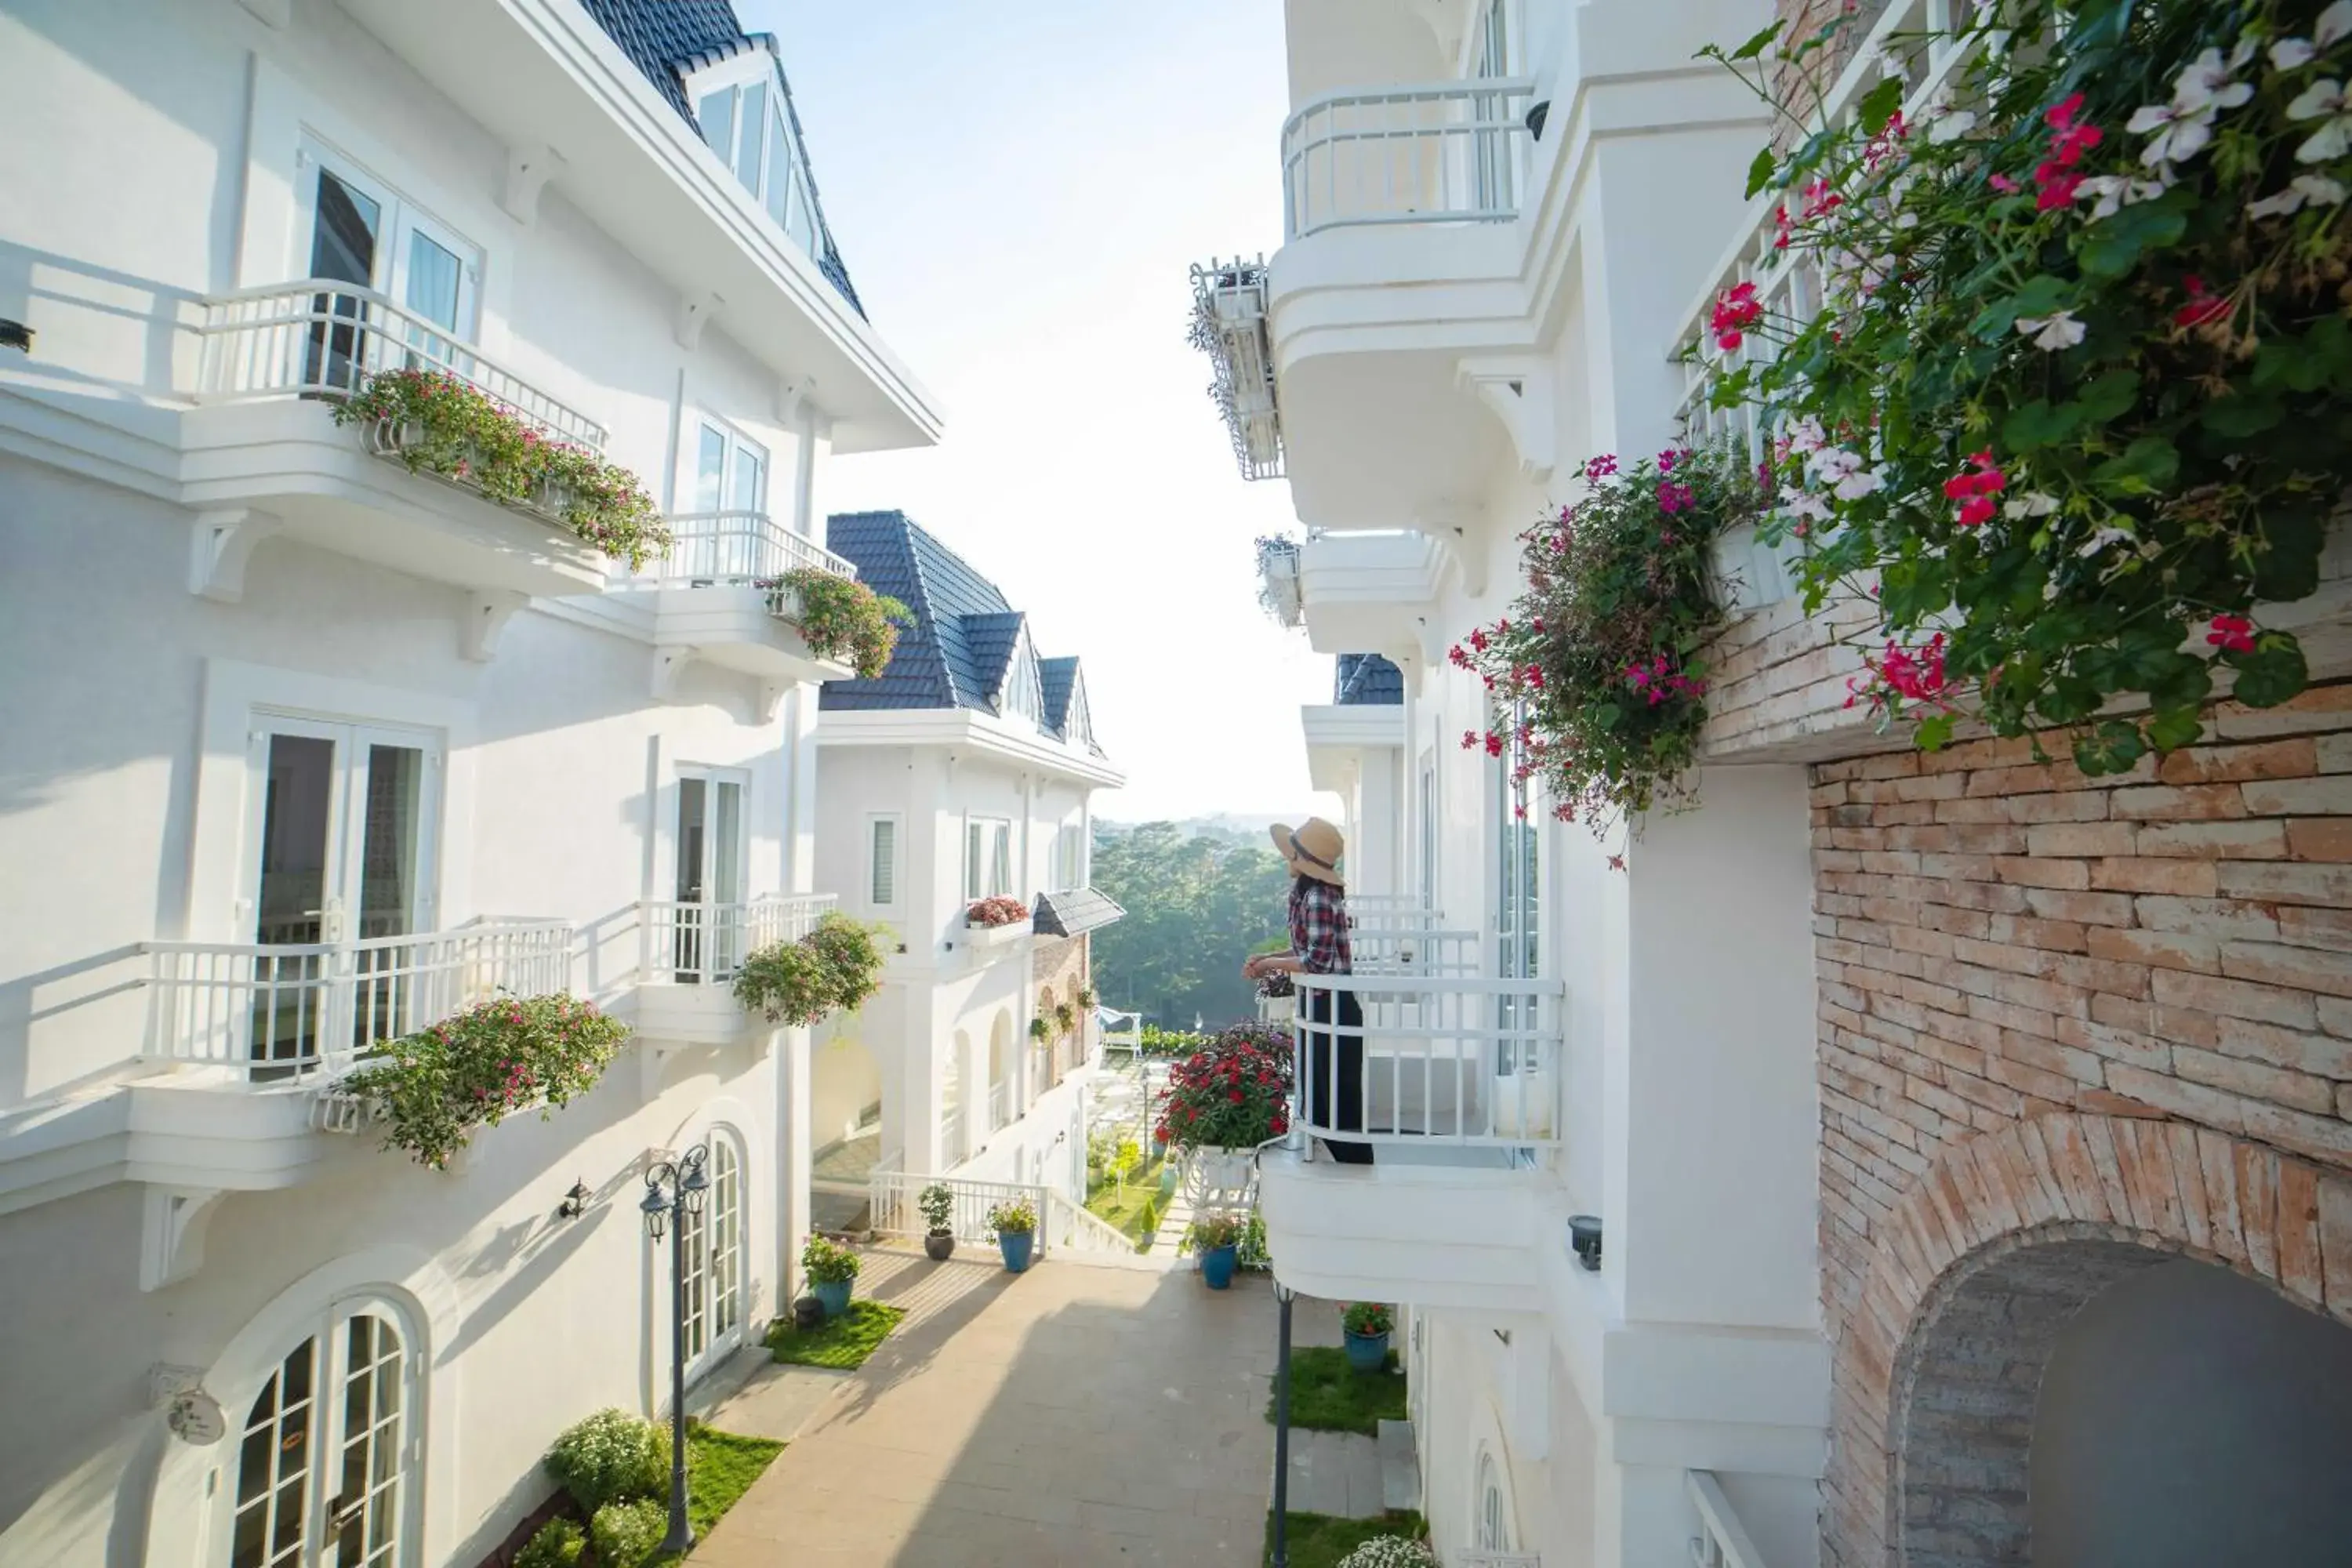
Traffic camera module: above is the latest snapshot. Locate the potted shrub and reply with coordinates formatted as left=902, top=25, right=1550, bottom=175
left=1028, top=1016, right=1052, bottom=1047
left=988, top=1199, right=1037, bottom=1273
left=1257, top=968, right=1296, bottom=1024
left=1342, top=1301, right=1396, bottom=1373
left=1052, top=1001, right=1076, bottom=1036
left=1156, top=1022, right=1294, bottom=1191
left=918, top=1182, right=956, bottom=1261
left=801, top=1233, right=859, bottom=1317
left=1185, top=1212, right=1244, bottom=1290
left=733, top=913, right=887, bottom=1027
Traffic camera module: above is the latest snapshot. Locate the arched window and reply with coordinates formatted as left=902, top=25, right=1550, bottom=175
left=1475, top=1448, right=1512, bottom=1552
left=227, top=1301, right=416, bottom=1568
left=681, top=1134, right=746, bottom=1372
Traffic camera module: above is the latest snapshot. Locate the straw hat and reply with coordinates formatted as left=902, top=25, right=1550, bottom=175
left=1270, top=817, right=1345, bottom=886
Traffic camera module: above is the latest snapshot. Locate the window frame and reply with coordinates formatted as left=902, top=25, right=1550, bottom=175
left=965, top=816, right=1014, bottom=900
left=688, top=59, right=825, bottom=263
left=296, top=134, right=483, bottom=339
left=687, top=412, right=769, bottom=517
left=866, top=812, right=902, bottom=911
left=678, top=1131, right=748, bottom=1378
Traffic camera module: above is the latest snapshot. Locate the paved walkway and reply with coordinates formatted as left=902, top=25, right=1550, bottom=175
left=695, top=1247, right=1344, bottom=1566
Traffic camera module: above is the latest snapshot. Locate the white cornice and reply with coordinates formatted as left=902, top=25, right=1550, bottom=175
left=815, top=708, right=1127, bottom=787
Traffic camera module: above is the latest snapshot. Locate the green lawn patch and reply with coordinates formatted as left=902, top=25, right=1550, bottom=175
left=1266, top=1346, right=1408, bottom=1436
left=763, top=1299, right=906, bottom=1370
left=1262, top=1509, right=1428, bottom=1568
left=1085, top=1160, right=1167, bottom=1250
left=631, top=1424, right=782, bottom=1566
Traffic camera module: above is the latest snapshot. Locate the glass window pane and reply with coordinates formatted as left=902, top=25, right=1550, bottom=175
left=736, top=82, right=768, bottom=192
left=695, top=425, right=728, bottom=514
left=402, top=230, right=461, bottom=332
left=357, top=747, right=423, bottom=940
left=676, top=778, right=707, bottom=902
left=765, top=114, right=793, bottom=230
left=712, top=782, right=743, bottom=906
left=966, top=823, right=982, bottom=901
left=990, top=825, right=1011, bottom=898
left=310, top=172, right=381, bottom=287
left=731, top=445, right=764, bottom=514
left=871, top=819, right=896, bottom=905
left=699, top=89, right=735, bottom=163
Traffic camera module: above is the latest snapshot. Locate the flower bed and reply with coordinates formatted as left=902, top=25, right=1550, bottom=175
left=732, top=912, right=887, bottom=1027
left=332, top=368, right=668, bottom=568
left=966, top=895, right=1029, bottom=927
left=1697, top=0, right=2352, bottom=774
left=338, top=993, right=628, bottom=1170
left=1156, top=1022, right=1295, bottom=1152
left=760, top=568, right=909, bottom=678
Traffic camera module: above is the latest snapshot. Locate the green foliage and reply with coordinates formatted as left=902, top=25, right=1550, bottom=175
left=1052, top=1001, right=1076, bottom=1033
left=543, top=1408, right=666, bottom=1515
left=1269, top=1347, right=1408, bottom=1436
left=1138, top=1025, right=1211, bottom=1058
left=800, top=1233, right=860, bottom=1284
left=588, top=1498, right=668, bottom=1568
left=1341, top=1302, right=1395, bottom=1338
left=732, top=913, right=887, bottom=1027
left=1700, top=0, right=2350, bottom=768
left=333, top=368, right=669, bottom=567
left=1184, top=1211, right=1245, bottom=1252
left=774, top=568, right=910, bottom=679
left=1086, top=1158, right=1167, bottom=1250
left=764, top=1300, right=906, bottom=1370
left=1028, top=1014, right=1052, bottom=1042
left=1453, top=445, right=1762, bottom=837
left=1236, top=1211, right=1272, bottom=1271
left=1090, top=822, right=1290, bottom=1029
left=987, top=1199, right=1036, bottom=1236
left=1264, top=1513, right=1432, bottom=1568
left=341, top=993, right=628, bottom=1170
left=916, top=1181, right=954, bottom=1233
left=513, top=1519, right=584, bottom=1568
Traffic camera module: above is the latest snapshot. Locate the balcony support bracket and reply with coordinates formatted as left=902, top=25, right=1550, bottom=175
left=140, top=1186, right=227, bottom=1292
left=673, top=290, right=721, bottom=352
left=652, top=647, right=699, bottom=702
left=188, top=508, right=281, bottom=604
left=1457, top=358, right=1557, bottom=483
left=756, top=678, right=792, bottom=726
left=500, top=143, right=568, bottom=226
left=463, top=591, right=529, bottom=663
left=1417, top=503, right=1490, bottom=601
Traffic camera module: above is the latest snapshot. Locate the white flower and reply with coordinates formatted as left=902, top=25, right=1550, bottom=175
left=2174, top=48, right=2256, bottom=114
left=2128, top=49, right=2255, bottom=168
left=2075, top=524, right=2136, bottom=558
left=1832, top=467, right=1883, bottom=501
left=1780, top=485, right=1834, bottom=524
left=2288, top=79, right=2352, bottom=162
left=2246, top=172, right=2351, bottom=218
left=2005, top=492, right=2060, bottom=521
left=2074, top=172, right=2173, bottom=221
left=2321, top=2, right=2352, bottom=48
left=1784, top=415, right=1828, bottom=455
left=1806, top=446, right=1882, bottom=502
left=2016, top=310, right=2086, bottom=351
left=2274, top=37, right=2318, bottom=71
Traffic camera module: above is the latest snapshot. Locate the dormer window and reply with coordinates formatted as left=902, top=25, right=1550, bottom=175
left=691, top=57, right=822, bottom=263
left=1063, top=674, right=1094, bottom=749
left=1001, top=637, right=1043, bottom=729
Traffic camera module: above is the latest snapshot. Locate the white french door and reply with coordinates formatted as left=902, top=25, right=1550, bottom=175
left=297, top=140, right=481, bottom=391
left=671, top=768, right=749, bottom=982
left=679, top=1136, right=746, bottom=1374
left=243, top=717, right=441, bottom=1075
left=221, top=1304, right=419, bottom=1568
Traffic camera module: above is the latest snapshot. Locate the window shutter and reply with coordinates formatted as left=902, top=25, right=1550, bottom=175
left=870, top=818, right=896, bottom=906
left=991, top=824, right=1012, bottom=898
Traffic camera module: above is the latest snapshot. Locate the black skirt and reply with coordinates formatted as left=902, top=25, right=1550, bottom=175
left=1301, top=982, right=1373, bottom=1164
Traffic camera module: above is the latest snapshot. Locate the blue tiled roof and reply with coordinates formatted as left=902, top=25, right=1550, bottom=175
left=1033, top=887, right=1124, bottom=938
left=578, top=1, right=866, bottom=318
left=821, top=513, right=1103, bottom=752
left=1334, top=654, right=1404, bottom=706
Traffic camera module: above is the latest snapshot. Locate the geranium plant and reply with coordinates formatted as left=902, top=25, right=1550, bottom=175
left=332, top=368, right=670, bottom=568
left=764, top=568, right=910, bottom=679
left=1452, top=445, right=1765, bottom=838
left=1028, top=1015, right=1053, bottom=1043
left=800, top=1233, right=861, bottom=1285
left=1155, top=1022, right=1295, bottom=1152
left=339, top=992, right=629, bottom=1170
left=1182, top=1212, right=1244, bottom=1253
left=966, top=895, right=1029, bottom=927
left=986, top=1199, right=1036, bottom=1236
left=1700, top=0, right=2352, bottom=773
left=732, top=912, right=888, bottom=1026
left=1341, top=1302, right=1396, bottom=1338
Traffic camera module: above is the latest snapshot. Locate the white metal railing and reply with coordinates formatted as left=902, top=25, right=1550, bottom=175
left=191, top=280, right=606, bottom=449
left=1669, top=0, right=1976, bottom=612
left=1282, top=78, right=1537, bottom=240
left=1687, top=1471, right=1769, bottom=1568
left=1352, top=927, right=1483, bottom=978
left=869, top=1171, right=1053, bottom=1249
left=146, top=918, right=572, bottom=1081
left=1045, top=1189, right=1138, bottom=1257
left=941, top=1106, right=967, bottom=1167
left=1290, top=971, right=1565, bottom=1148
left=634, top=511, right=858, bottom=590
left=1189, top=258, right=1283, bottom=481
left=641, top=893, right=836, bottom=986
left=988, top=1079, right=1011, bottom=1131
left=1257, top=536, right=1304, bottom=627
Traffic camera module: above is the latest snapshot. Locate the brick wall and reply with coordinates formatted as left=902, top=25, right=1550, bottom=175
left=1812, top=681, right=2352, bottom=1562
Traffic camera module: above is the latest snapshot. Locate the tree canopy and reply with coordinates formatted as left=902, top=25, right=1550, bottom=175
left=1091, top=822, right=1290, bottom=1029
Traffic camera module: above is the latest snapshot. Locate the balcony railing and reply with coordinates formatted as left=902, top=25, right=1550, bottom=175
left=636, top=512, right=859, bottom=591
left=869, top=1171, right=1052, bottom=1248
left=641, top=894, right=836, bottom=985
left=941, top=1106, right=967, bottom=1167
left=1281, top=78, right=1536, bottom=241
left=1290, top=971, right=1565, bottom=1148
left=191, top=280, right=607, bottom=449
left=1687, top=1471, right=1770, bottom=1568
left=1190, top=258, right=1283, bottom=481
left=988, top=1078, right=1011, bottom=1131
left=146, top=918, right=573, bottom=1083
left=1352, top=927, right=1483, bottom=978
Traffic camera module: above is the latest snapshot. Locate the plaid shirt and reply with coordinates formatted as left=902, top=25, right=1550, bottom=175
left=1288, top=878, right=1352, bottom=974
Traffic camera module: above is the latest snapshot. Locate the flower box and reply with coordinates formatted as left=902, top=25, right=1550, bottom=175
left=964, top=918, right=1033, bottom=951
left=365, top=419, right=575, bottom=528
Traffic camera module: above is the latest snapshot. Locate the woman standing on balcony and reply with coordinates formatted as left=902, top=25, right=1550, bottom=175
left=1243, top=818, right=1371, bottom=1165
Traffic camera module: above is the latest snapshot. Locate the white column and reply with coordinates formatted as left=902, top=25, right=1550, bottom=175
left=775, top=1023, right=812, bottom=1302
left=789, top=405, right=833, bottom=541
left=783, top=687, right=820, bottom=894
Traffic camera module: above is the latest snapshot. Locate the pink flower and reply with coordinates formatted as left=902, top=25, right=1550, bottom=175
left=1583, top=454, right=1619, bottom=481
left=1989, top=172, right=2021, bottom=194
left=1772, top=204, right=1792, bottom=249
left=1709, top=283, right=1762, bottom=351
left=1483, top=731, right=1505, bottom=757
left=2205, top=614, right=2257, bottom=654
left=1801, top=178, right=1842, bottom=220
left=1657, top=481, right=1695, bottom=514
left=1461, top=730, right=1479, bottom=750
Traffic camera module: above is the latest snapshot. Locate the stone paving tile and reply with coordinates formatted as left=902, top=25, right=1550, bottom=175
left=699, top=1252, right=1338, bottom=1566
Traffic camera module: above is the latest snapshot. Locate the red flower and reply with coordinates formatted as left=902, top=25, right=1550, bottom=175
left=1944, top=450, right=2006, bottom=526
left=2034, top=165, right=2083, bottom=210
left=1709, top=283, right=1762, bottom=352
left=1800, top=178, right=1842, bottom=220
left=1483, top=731, right=1505, bottom=757
left=2205, top=615, right=2257, bottom=655
left=2044, top=92, right=2086, bottom=132
left=2174, top=275, right=2230, bottom=328
left=1228, top=1090, right=1244, bottom=1104
left=1772, top=204, right=1791, bottom=249
left=1461, top=730, right=1479, bottom=750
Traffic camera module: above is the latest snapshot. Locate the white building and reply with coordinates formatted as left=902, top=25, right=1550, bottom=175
left=807, top=510, right=1126, bottom=1225
left=0, top=0, right=938, bottom=1563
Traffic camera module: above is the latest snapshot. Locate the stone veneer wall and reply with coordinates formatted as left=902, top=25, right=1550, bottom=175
left=1029, top=933, right=1091, bottom=1083
left=1812, top=682, right=2352, bottom=1564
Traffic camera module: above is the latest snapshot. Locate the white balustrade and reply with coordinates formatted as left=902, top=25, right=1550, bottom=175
left=1044, top=1189, right=1138, bottom=1257
left=640, top=893, right=834, bottom=987
left=941, top=1106, right=967, bottom=1167
left=637, top=511, right=858, bottom=590
left=1352, top=927, right=1483, bottom=978
left=988, top=1079, right=1011, bottom=1132
left=1281, top=78, right=1537, bottom=241
left=868, top=1171, right=1052, bottom=1250
left=191, top=280, right=605, bottom=448
left=146, top=917, right=573, bottom=1081
left=1687, top=1470, right=1770, bottom=1568
left=1290, top=971, right=1566, bottom=1149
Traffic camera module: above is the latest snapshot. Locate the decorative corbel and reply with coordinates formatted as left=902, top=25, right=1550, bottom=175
left=1417, top=501, right=1489, bottom=600
left=777, top=376, right=816, bottom=426
left=673, top=289, right=722, bottom=352
left=500, top=143, right=567, bottom=225
left=1457, top=357, right=1557, bottom=482
left=140, top=1187, right=226, bottom=1291
left=187, top=508, right=280, bottom=603
left=652, top=647, right=699, bottom=701
left=462, top=591, right=528, bottom=663
left=754, top=678, right=792, bottom=726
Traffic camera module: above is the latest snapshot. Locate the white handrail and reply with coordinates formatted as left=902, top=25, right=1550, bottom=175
left=1045, top=1189, right=1138, bottom=1256
left=192, top=279, right=606, bottom=449
left=146, top=917, right=573, bottom=1080
left=1290, top=971, right=1565, bottom=1148
left=987, top=1079, right=1011, bottom=1132
left=637, top=511, right=858, bottom=587
left=640, top=893, right=836, bottom=986
left=868, top=1171, right=1052, bottom=1250
left=1281, top=77, right=1536, bottom=240
left=1687, top=1470, right=1770, bottom=1568
left=1351, top=927, right=1484, bottom=978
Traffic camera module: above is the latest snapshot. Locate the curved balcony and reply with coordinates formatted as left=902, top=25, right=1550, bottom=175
left=180, top=281, right=615, bottom=599
left=628, top=512, right=861, bottom=701
left=633, top=893, right=836, bottom=1046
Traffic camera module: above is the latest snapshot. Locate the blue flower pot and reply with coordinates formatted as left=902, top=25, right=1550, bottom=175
left=1344, top=1330, right=1391, bottom=1373
left=999, top=1229, right=1034, bottom=1273
left=811, top=1278, right=851, bottom=1318
left=1200, top=1243, right=1239, bottom=1290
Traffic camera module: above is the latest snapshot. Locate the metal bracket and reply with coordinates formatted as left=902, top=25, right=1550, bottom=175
left=673, top=289, right=721, bottom=351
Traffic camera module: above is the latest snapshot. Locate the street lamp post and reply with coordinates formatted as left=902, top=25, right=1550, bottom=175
left=641, top=1145, right=710, bottom=1555
left=1271, top=1279, right=1294, bottom=1568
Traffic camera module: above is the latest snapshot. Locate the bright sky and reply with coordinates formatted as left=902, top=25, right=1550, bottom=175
left=752, top=1, right=1341, bottom=826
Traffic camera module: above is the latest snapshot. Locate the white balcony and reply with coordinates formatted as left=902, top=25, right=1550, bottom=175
left=1281, top=79, right=1537, bottom=242
left=1258, top=970, right=1563, bottom=1309
left=625, top=513, right=861, bottom=698
left=180, top=281, right=617, bottom=600
left=1302, top=700, right=1405, bottom=793
left=634, top=894, right=834, bottom=1046
left=1294, top=529, right=1454, bottom=657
